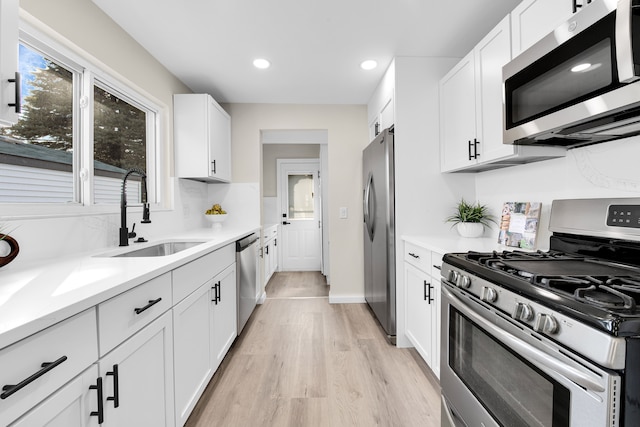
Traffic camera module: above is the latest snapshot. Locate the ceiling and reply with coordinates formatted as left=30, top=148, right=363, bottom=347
left=92, top=0, right=518, bottom=105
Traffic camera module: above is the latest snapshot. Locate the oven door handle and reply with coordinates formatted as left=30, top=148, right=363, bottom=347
left=444, top=286, right=606, bottom=393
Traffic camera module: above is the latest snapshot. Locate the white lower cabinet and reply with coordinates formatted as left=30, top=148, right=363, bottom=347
left=10, top=365, right=99, bottom=427
left=211, top=263, right=237, bottom=372
left=172, top=251, right=237, bottom=427
left=98, top=311, right=174, bottom=427
left=173, top=281, right=214, bottom=427
left=404, top=242, right=442, bottom=379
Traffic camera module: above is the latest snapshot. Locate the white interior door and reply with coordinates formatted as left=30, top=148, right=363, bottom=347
left=278, top=159, right=321, bottom=271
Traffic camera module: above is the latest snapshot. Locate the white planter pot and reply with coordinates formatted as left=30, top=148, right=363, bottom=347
left=456, top=222, right=484, bottom=238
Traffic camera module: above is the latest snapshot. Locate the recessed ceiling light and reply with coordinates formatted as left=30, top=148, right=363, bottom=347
left=360, top=60, right=378, bottom=70
left=253, top=58, right=271, bottom=69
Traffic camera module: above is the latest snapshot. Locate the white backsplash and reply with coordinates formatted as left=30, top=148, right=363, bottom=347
left=475, top=137, right=640, bottom=248
left=0, top=179, right=260, bottom=268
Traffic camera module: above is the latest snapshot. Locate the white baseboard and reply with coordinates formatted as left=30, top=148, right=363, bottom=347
left=328, top=294, right=366, bottom=304
left=256, top=291, right=267, bottom=304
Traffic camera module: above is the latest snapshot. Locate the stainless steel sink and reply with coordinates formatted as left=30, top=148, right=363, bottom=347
left=110, top=241, right=206, bottom=257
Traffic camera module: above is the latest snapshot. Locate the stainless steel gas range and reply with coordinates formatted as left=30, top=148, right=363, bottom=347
left=440, top=198, right=640, bottom=427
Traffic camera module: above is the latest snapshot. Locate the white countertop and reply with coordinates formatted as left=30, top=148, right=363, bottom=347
left=402, top=231, right=548, bottom=255
left=0, top=225, right=259, bottom=351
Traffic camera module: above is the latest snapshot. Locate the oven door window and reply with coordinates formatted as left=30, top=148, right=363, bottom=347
left=449, top=308, right=570, bottom=427
left=505, top=13, right=616, bottom=128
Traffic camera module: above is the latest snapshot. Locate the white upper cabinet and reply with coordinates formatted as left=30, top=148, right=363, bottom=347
left=174, top=93, right=232, bottom=183
left=0, top=0, right=20, bottom=127
left=511, top=0, right=574, bottom=58
left=440, top=16, right=512, bottom=172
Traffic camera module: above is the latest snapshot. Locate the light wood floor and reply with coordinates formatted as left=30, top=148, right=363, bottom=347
left=185, top=272, right=441, bottom=427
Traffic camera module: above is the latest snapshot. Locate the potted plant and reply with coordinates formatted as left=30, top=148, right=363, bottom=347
left=446, top=199, right=496, bottom=238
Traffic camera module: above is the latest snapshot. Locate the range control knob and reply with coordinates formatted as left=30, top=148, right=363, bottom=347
left=534, top=313, right=559, bottom=335
left=448, top=270, right=459, bottom=283
left=481, top=286, right=498, bottom=303
left=513, top=302, right=534, bottom=321
left=457, top=275, right=471, bottom=289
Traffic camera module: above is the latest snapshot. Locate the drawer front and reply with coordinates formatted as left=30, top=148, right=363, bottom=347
left=404, top=242, right=431, bottom=272
left=0, top=309, right=98, bottom=426
left=98, top=273, right=172, bottom=356
left=431, top=251, right=444, bottom=278
left=264, top=225, right=278, bottom=240
left=172, top=244, right=235, bottom=303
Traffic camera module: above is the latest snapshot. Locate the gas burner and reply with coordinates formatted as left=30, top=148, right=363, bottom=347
left=575, top=285, right=636, bottom=311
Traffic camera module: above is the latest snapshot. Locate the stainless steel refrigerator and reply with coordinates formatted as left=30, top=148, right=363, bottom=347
left=362, top=127, right=395, bottom=343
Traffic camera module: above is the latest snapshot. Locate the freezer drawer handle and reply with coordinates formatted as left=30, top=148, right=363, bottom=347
left=134, top=297, right=162, bottom=314
left=106, top=364, right=120, bottom=408
left=408, top=252, right=420, bottom=259
left=1, top=355, right=68, bottom=399
left=89, top=377, right=105, bottom=424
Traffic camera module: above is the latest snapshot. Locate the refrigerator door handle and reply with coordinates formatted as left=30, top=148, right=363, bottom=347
left=364, top=173, right=375, bottom=241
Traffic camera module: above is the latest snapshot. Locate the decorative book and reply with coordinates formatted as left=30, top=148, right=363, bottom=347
left=497, top=202, right=541, bottom=249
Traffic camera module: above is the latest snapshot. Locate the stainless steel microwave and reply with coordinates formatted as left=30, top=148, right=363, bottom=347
left=503, top=0, right=640, bottom=147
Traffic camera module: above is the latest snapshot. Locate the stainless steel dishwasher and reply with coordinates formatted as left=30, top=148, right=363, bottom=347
left=236, top=233, right=259, bottom=334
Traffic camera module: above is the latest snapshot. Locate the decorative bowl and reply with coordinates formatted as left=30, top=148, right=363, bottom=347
left=205, top=214, right=228, bottom=229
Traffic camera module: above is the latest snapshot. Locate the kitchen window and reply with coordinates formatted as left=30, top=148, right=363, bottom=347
left=0, top=26, right=160, bottom=211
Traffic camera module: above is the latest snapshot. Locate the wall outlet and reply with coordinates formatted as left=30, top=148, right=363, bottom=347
left=339, top=207, right=348, bottom=219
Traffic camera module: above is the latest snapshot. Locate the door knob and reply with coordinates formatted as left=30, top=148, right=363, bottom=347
left=282, top=221, right=291, bottom=225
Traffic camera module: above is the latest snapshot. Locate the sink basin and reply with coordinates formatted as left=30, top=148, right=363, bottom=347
left=110, top=241, right=206, bottom=257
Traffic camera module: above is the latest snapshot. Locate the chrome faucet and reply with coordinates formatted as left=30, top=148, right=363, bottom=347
left=119, top=168, right=151, bottom=246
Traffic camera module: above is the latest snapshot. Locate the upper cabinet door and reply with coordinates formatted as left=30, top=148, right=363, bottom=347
left=439, top=51, right=477, bottom=172
left=208, top=97, right=231, bottom=182
left=0, top=0, right=20, bottom=127
left=511, top=0, right=574, bottom=58
left=474, top=15, right=512, bottom=163
left=174, top=93, right=232, bottom=183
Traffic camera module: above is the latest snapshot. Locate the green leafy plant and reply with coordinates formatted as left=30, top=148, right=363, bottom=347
left=446, top=199, right=496, bottom=228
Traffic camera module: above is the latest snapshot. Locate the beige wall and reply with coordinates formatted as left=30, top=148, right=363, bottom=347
left=262, top=144, right=320, bottom=197
left=226, top=104, right=368, bottom=301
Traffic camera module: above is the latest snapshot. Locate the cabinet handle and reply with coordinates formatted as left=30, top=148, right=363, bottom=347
left=211, top=159, right=217, bottom=174
left=106, top=364, right=120, bottom=408
left=424, top=280, right=434, bottom=304
left=408, top=252, right=419, bottom=259
left=212, top=282, right=221, bottom=304
left=375, top=122, right=380, bottom=136
left=474, top=138, right=480, bottom=159
left=468, top=140, right=474, bottom=160
left=265, top=245, right=269, bottom=255
left=89, top=377, right=105, bottom=424
left=8, top=72, right=21, bottom=114
left=217, top=281, right=221, bottom=303
left=134, top=297, right=162, bottom=314
left=433, top=265, right=441, bottom=270
left=274, top=238, right=277, bottom=247
left=1, top=355, right=67, bottom=399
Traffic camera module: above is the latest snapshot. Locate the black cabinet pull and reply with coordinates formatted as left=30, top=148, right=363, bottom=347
left=265, top=245, right=269, bottom=255
left=217, top=281, right=221, bottom=303
left=134, top=297, right=162, bottom=314
left=106, top=364, right=119, bottom=408
left=212, top=282, right=220, bottom=304
left=468, top=140, right=473, bottom=160
left=426, top=281, right=434, bottom=304
left=1, top=355, right=67, bottom=399
left=408, top=252, right=419, bottom=259
left=474, top=138, right=480, bottom=159
left=433, top=265, right=442, bottom=270
left=90, top=377, right=105, bottom=424
left=274, top=238, right=277, bottom=247
left=8, top=72, right=21, bottom=114
left=211, top=159, right=217, bottom=174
